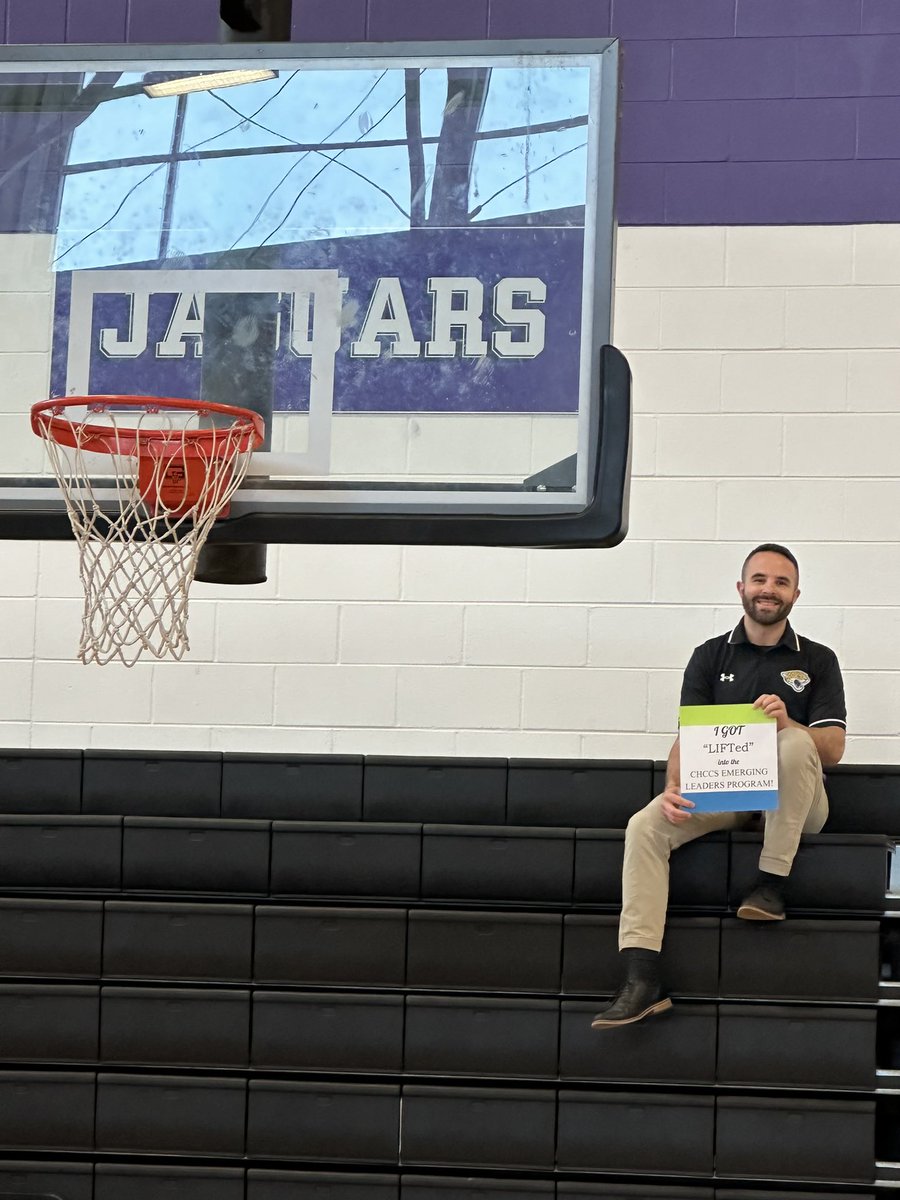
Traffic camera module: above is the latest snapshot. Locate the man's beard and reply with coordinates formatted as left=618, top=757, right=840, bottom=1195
left=742, top=594, right=794, bottom=626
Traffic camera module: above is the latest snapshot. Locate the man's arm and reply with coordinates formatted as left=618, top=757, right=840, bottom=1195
left=753, top=694, right=846, bottom=766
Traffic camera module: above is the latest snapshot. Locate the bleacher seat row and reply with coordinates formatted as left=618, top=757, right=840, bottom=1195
left=0, top=749, right=895, bottom=1200
left=0, top=817, right=888, bottom=912
left=0, top=898, right=883, bottom=998
left=2, top=750, right=899, bottom=833
left=0, top=984, right=882, bottom=1087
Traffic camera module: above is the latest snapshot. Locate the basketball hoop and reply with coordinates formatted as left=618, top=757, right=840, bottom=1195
left=31, top=396, right=265, bottom=667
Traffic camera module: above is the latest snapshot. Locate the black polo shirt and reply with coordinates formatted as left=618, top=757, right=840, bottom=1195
left=680, top=620, right=846, bottom=730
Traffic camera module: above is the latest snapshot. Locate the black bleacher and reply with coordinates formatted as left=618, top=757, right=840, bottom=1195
left=0, top=750, right=895, bottom=1199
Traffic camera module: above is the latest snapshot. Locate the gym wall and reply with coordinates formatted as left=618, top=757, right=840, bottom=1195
left=1, top=0, right=897, bottom=763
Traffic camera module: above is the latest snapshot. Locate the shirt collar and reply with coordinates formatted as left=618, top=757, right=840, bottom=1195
left=728, top=619, right=799, bottom=651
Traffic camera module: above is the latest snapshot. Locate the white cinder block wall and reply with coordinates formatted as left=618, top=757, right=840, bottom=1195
left=9, top=224, right=900, bottom=763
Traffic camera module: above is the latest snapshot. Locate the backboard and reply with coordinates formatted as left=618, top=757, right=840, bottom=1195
left=0, top=39, right=628, bottom=548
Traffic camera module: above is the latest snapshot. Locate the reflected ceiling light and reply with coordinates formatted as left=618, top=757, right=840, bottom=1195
left=143, top=69, right=276, bottom=98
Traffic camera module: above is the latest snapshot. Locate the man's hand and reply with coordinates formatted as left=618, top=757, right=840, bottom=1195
left=660, top=783, right=694, bottom=825
left=753, top=693, right=789, bottom=730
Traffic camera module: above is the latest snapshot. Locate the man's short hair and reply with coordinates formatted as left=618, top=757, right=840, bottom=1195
left=742, top=543, right=799, bottom=582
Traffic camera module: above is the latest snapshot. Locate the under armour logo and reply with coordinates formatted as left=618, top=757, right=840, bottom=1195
left=720, top=673, right=734, bottom=682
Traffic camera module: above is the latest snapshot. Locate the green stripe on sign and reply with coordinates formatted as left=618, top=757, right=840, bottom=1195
left=679, top=703, right=775, bottom=726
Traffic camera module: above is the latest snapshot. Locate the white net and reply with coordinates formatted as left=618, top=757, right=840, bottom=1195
left=32, top=399, right=262, bottom=667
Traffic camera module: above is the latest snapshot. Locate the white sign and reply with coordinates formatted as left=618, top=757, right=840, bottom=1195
left=679, top=703, right=778, bottom=812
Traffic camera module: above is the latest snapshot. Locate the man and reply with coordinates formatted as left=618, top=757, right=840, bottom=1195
left=592, top=543, right=846, bottom=1029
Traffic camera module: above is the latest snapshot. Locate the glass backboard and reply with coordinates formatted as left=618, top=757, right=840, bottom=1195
left=0, top=39, right=628, bottom=548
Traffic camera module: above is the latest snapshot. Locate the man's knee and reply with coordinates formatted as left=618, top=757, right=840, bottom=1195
left=625, top=797, right=668, bottom=848
left=777, top=726, right=818, bottom=773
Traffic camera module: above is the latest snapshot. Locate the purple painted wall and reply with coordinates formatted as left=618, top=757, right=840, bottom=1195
left=3, top=0, right=900, bottom=224
left=2, top=0, right=219, bottom=42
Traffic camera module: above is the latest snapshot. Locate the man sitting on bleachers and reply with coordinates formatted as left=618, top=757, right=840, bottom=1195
left=592, top=543, right=847, bottom=1029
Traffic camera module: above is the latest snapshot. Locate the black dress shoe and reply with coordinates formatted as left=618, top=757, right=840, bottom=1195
left=737, top=885, right=785, bottom=921
left=591, top=978, right=672, bottom=1028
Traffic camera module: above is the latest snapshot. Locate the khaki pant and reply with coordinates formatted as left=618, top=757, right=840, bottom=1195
left=619, top=727, right=828, bottom=952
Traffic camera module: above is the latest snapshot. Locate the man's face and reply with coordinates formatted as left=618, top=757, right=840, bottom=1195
left=737, top=551, right=800, bottom=626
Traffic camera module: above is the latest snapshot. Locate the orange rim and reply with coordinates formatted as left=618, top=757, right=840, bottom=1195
left=31, top=395, right=265, bottom=459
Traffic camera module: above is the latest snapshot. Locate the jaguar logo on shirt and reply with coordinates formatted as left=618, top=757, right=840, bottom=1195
left=781, top=669, right=811, bottom=693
